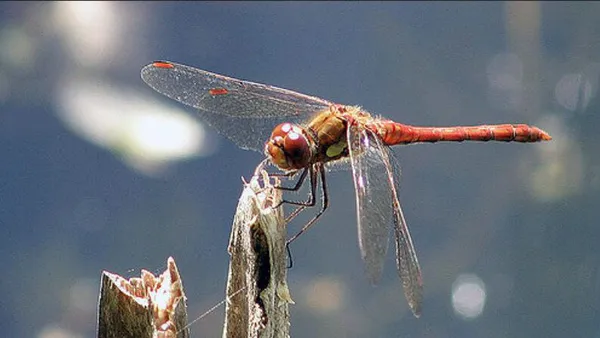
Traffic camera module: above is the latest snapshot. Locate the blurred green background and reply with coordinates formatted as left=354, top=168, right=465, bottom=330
left=0, top=2, right=596, bottom=337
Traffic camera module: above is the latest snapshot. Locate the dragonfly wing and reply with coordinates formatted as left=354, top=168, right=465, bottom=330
left=348, top=124, right=423, bottom=317
left=141, top=61, right=332, bottom=152
left=141, top=61, right=332, bottom=118
left=386, top=148, right=423, bottom=317
left=347, top=124, right=391, bottom=285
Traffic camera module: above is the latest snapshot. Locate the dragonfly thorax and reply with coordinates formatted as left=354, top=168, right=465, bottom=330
left=265, top=122, right=315, bottom=171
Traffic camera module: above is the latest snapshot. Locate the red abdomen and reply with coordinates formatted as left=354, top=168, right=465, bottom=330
left=374, top=122, right=552, bottom=145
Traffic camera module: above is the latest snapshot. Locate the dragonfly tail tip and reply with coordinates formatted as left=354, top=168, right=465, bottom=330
left=541, top=133, right=552, bottom=141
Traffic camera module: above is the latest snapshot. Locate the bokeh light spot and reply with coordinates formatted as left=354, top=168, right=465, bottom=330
left=452, top=274, right=486, bottom=320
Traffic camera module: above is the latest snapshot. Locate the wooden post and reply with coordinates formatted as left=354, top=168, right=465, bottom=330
left=223, top=169, right=293, bottom=338
left=97, top=257, right=189, bottom=338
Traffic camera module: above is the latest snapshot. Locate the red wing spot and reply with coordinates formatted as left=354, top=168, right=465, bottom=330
left=209, top=88, right=229, bottom=96
left=152, top=61, right=175, bottom=69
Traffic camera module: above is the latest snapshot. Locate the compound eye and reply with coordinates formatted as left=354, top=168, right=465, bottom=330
left=270, top=123, right=294, bottom=140
left=283, top=129, right=311, bottom=168
left=265, top=123, right=311, bottom=170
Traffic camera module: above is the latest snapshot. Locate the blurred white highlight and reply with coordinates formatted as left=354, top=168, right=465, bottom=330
left=451, top=273, right=486, bottom=320
left=304, top=276, right=346, bottom=314
left=50, top=2, right=121, bottom=68
left=56, top=76, right=214, bottom=176
left=555, top=73, right=594, bottom=112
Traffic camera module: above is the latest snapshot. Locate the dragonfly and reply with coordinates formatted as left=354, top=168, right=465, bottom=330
left=141, top=61, right=551, bottom=317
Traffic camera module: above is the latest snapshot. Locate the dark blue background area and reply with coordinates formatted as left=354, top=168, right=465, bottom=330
left=1, top=2, right=597, bottom=337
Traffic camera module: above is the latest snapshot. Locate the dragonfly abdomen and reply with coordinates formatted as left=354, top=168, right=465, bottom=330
left=374, top=122, right=552, bottom=145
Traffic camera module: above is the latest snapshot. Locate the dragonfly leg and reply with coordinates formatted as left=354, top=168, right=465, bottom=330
left=286, top=165, right=329, bottom=245
left=286, top=242, right=294, bottom=269
left=277, top=167, right=317, bottom=227
left=251, top=160, right=305, bottom=198
left=273, top=168, right=309, bottom=191
left=285, top=166, right=328, bottom=269
left=273, top=168, right=315, bottom=210
left=267, top=170, right=299, bottom=179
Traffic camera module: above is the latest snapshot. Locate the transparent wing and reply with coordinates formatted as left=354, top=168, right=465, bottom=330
left=347, top=124, right=391, bottom=284
left=386, top=146, right=423, bottom=317
left=141, top=61, right=332, bottom=118
left=348, top=124, right=423, bottom=317
left=141, top=61, right=332, bottom=151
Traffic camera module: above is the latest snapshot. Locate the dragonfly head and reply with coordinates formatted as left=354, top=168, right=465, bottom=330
left=265, top=123, right=313, bottom=171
